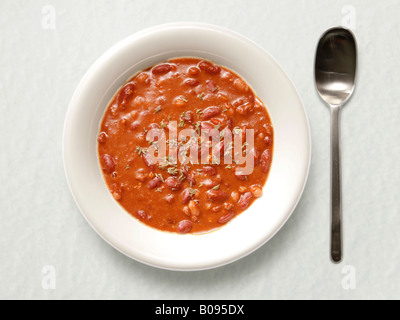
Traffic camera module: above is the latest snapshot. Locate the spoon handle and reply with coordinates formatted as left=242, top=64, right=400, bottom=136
left=330, top=106, right=342, bottom=263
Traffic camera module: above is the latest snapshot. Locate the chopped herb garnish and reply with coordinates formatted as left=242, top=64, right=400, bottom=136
left=189, top=188, right=197, bottom=197
left=181, top=97, right=188, bottom=103
left=155, top=106, right=162, bottom=113
left=155, top=188, right=163, bottom=193
left=158, top=161, right=169, bottom=170
left=155, top=173, right=164, bottom=182
left=135, top=146, right=147, bottom=155
left=225, top=165, right=232, bottom=169
left=194, top=122, right=201, bottom=134
left=233, top=127, right=242, bottom=135
left=167, top=167, right=179, bottom=176
left=198, top=93, right=204, bottom=101
left=178, top=169, right=186, bottom=182
left=212, top=184, right=220, bottom=190
left=179, top=119, right=185, bottom=128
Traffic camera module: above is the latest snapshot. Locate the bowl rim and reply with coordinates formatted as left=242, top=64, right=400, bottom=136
left=63, top=22, right=312, bottom=271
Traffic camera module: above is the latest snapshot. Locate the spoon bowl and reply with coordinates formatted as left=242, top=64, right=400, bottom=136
left=315, top=27, right=357, bottom=263
left=315, top=27, right=357, bottom=107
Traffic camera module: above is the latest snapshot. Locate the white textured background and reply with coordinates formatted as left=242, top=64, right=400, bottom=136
left=1, top=0, right=399, bottom=300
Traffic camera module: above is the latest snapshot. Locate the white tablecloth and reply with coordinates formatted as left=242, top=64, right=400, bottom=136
left=1, top=0, right=399, bottom=299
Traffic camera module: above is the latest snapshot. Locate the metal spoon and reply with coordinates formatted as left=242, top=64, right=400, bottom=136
left=314, top=27, right=357, bottom=263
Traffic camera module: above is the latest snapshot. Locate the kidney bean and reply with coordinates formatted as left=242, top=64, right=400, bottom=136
left=250, top=185, right=263, bottom=198
left=224, top=202, right=234, bottom=211
left=181, top=111, right=194, bottom=123
left=136, top=132, right=146, bottom=143
left=136, top=72, right=149, bottom=84
left=188, top=66, right=200, bottom=76
left=261, top=149, right=272, bottom=173
left=217, top=93, right=228, bottom=101
left=200, top=121, right=215, bottom=132
left=176, top=220, right=193, bottom=234
left=165, top=177, right=182, bottom=191
left=111, top=183, right=122, bottom=200
left=182, top=167, right=196, bottom=186
left=206, top=80, right=217, bottom=93
left=188, top=174, right=197, bottom=186
left=164, top=194, right=175, bottom=203
left=226, top=118, right=233, bottom=130
left=142, top=153, right=156, bottom=171
left=148, top=176, right=162, bottom=189
left=182, top=188, right=194, bottom=204
left=112, top=191, right=122, bottom=201
left=232, top=97, right=246, bottom=108
left=183, top=78, right=199, bottom=87
left=235, top=171, right=248, bottom=181
left=249, top=148, right=260, bottom=166
left=118, top=82, right=135, bottom=106
left=218, top=211, right=235, bottom=224
left=231, top=191, right=240, bottom=203
left=202, top=180, right=217, bottom=190
left=198, top=61, right=221, bottom=74
left=200, top=106, right=222, bottom=120
left=263, top=123, right=273, bottom=136
left=183, top=206, right=190, bottom=216
left=173, top=97, right=187, bottom=107
left=152, top=63, right=172, bottom=75
left=102, top=154, right=115, bottom=173
left=206, top=190, right=229, bottom=202
left=132, top=96, right=145, bottom=109
left=211, top=205, right=222, bottom=213
left=188, top=200, right=200, bottom=217
left=137, top=210, right=150, bottom=220
left=236, top=105, right=245, bottom=115
left=244, top=103, right=254, bottom=114
left=149, top=123, right=160, bottom=130
left=135, top=169, right=148, bottom=182
left=238, top=192, right=253, bottom=210
left=258, top=132, right=265, bottom=140
left=97, top=132, right=107, bottom=144
left=233, top=78, right=249, bottom=92
left=203, top=166, right=217, bottom=176
left=264, top=135, right=272, bottom=146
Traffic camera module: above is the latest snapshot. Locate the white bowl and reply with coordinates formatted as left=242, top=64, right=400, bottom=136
left=63, top=22, right=311, bottom=271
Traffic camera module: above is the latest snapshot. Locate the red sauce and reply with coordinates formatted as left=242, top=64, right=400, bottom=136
left=98, top=58, right=274, bottom=234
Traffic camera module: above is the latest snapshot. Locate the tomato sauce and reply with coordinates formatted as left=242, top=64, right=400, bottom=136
left=98, top=58, right=274, bottom=234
